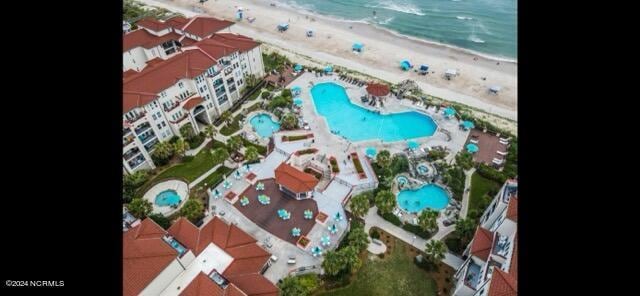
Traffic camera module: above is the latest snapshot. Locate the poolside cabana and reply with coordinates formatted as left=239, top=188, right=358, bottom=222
left=365, top=147, right=377, bottom=158
left=445, top=69, right=458, bottom=80
left=466, top=143, right=479, bottom=153
left=443, top=107, right=456, bottom=118
left=324, top=65, right=333, bottom=73
left=419, top=64, right=429, bottom=75
left=277, top=23, right=289, bottom=32
left=352, top=42, right=364, bottom=53
left=489, top=85, right=502, bottom=94
left=366, top=83, right=390, bottom=99
left=461, top=120, right=475, bottom=130
left=306, top=29, right=314, bottom=37
left=400, top=59, right=412, bottom=71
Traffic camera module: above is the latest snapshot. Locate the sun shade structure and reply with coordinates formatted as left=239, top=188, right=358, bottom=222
left=366, top=83, right=390, bottom=97
left=462, top=120, right=475, bottom=130
left=400, top=59, right=412, bottom=70
left=352, top=42, right=364, bottom=52
left=365, top=146, right=377, bottom=158
left=321, top=235, right=331, bottom=247
left=293, top=64, right=303, bottom=72
left=466, top=143, right=479, bottom=153
left=312, top=246, right=323, bottom=257
left=291, top=227, right=301, bottom=237
left=324, top=65, right=333, bottom=73
left=304, top=209, right=314, bottom=220
left=407, top=141, right=419, bottom=150
left=443, top=107, right=456, bottom=117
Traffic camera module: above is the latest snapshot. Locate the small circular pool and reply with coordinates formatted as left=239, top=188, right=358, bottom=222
left=397, top=184, right=449, bottom=213
left=155, top=190, right=181, bottom=207
left=396, top=176, right=409, bottom=186
left=250, top=113, right=281, bottom=138
left=417, top=163, right=429, bottom=175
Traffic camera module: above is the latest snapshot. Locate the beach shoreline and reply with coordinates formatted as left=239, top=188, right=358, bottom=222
left=134, top=0, right=517, bottom=121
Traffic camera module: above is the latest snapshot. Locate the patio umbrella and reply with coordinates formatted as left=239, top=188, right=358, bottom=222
left=324, top=65, right=333, bottom=73
left=256, top=182, right=265, bottom=191
left=443, top=107, right=456, bottom=117
left=311, top=246, right=323, bottom=257
left=466, top=143, right=479, bottom=153
left=462, top=120, right=475, bottom=130
left=352, top=42, right=364, bottom=51
left=407, top=141, right=419, bottom=150
left=294, top=98, right=303, bottom=107
left=400, top=59, right=411, bottom=70
left=304, top=209, right=313, bottom=219
left=321, top=235, right=331, bottom=246
left=293, top=64, right=303, bottom=72
left=334, top=212, right=343, bottom=222
left=291, top=227, right=301, bottom=237
left=365, top=146, right=377, bottom=158
left=328, top=224, right=338, bottom=234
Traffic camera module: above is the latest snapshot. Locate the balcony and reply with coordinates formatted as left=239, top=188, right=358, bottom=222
left=492, top=234, right=512, bottom=258
left=123, top=127, right=132, bottom=135
left=138, top=130, right=156, bottom=144
left=164, top=100, right=180, bottom=112
left=463, top=261, right=482, bottom=290
left=134, top=122, right=152, bottom=135
left=127, top=154, right=146, bottom=169
left=170, top=113, right=189, bottom=124
left=123, top=134, right=135, bottom=147
left=124, top=147, right=141, bottom=161
left=144, top=138, right=159, bottom=151
left=127, top=112, right=146, bottom=125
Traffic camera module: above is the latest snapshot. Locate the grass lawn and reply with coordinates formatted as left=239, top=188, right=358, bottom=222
left=469, top=172, right=501, bottom=213
left=242, top=138, right=268, bottom=156
left=194, top=166, right=233, bottom=189
left=319, top=237, right=439, bottom=296
left=220, top=114, right=245, bottom=136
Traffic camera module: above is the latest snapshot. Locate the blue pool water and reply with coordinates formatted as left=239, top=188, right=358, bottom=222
left=155, top=190, right=181, bottom=207
left=250, top=114, right=281, bottom=138
left=397, top=184, right=449, bottom=213
left=396, top=175, right=408, bottom=186
left=311, top=83, right=437, bottom=142
left=417, top=163, right=429, bottom=175
left=168, top=238, right=187, bottom=255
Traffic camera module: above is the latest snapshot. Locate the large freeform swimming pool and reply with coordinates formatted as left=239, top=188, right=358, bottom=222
left=250, top=113, right=280, bottom=138
left=155, top=190, right=181, bottom=207
left=397, top=184, right=450, bottom=213
left=310, top=82, right=437, bottom=142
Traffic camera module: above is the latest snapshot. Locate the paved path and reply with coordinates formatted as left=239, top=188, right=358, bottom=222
left=363, top=207, right=464, bottom=269
left=460, top=168, right=476, bottom=218
left=188, top=163, right=222, bottom=189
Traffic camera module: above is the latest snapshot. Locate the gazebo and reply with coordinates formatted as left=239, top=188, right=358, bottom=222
left=366, top=83, right=390, bottom=99
left=352, top=42, right=364, bottom=53
left=466, top=143, right=479, bottom=153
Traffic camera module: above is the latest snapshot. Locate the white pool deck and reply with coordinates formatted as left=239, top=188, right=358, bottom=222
left=143, top=179, right=189, bottom=216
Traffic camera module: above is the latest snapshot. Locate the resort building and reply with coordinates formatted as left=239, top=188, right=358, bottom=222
left=452, top=180, right=518, bottom=296
left=274, top=162, right=320, bottom=200
left=123, top=217, right=278, bottom=296
left=123, top=16, right=266, bottom=174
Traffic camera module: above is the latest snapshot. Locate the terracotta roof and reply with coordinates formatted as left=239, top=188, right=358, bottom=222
left=166, top=16, right=190, bottom=29
left=180, top=272, right=225, bottom=296
left=509, top=235, right=517, bottom=278
left=183, top=16, right=234, bottom=38
left=136, top=18, right=170, bottom=32
left=506, top=197, right=517, bottom=222
left=366, top=83, right=390, bottom=96
left=470, top=227, right=494, bottom=261
left=123, top=29, right=181, bottom=52
left=123, top=90, right=157, bottom=113
left=123, top=48, right=217, bottom=113
left=223, top=274, right=278, bottom=296
left=192, top=38, right=239, bottom=60
left=274, top=162, right=319, bottom=193
left=123, top=69, right=139, bottom=79
left=183, top=96, right=205, bottom=110
left=123, top=219, right=177, bottom=296
left=181, top=37, right=198, bottom=47
left=488, top=269, right=517, bottom=296
left=210, top=33, right=260, bottom=52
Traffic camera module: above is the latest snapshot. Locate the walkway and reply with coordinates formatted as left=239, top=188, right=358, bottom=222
left=188, top=163, right=222, bottom=189
left=460, top=168, right=476, bottom=218
left=363, top=207, right=464, bottom=269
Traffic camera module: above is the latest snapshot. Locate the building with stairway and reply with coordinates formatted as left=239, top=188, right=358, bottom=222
left=452, top=179, right=518, bottom=296
left=123, top=16, right=266, bottom=173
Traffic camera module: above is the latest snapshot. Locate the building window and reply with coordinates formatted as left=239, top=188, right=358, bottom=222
left=178, top=82, right=184, bottom=88
left=156, top=112, right=161, bottom=118
left=157, top=124, right=162, bottom=130
left=152, top=114, right=157, bottom=120
left=161, top=121, right=166, bottom=127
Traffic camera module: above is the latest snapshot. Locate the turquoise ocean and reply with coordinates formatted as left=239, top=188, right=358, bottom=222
left=276, top=0, right=517, bottom=60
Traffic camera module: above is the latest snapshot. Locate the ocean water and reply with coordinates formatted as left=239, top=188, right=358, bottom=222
left=278, top=0, right=517, bottom=59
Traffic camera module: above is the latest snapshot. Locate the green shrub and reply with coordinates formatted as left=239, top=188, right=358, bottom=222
left=281, top=88, right=292, bottom=98
left=261, top=91, right=272, bottom=100
left=390, top=154, right=409, bottom=175
left=402, top=223, right=434, bottom=240
left=378, top=209, right=402, bottom=226
left=169, top=136, right=180, bottom=144
left=182, top=156, right=194, bottom=162
left=352, top=154, right=364, bottom=174
left=370, top=229, right=380, bottom=240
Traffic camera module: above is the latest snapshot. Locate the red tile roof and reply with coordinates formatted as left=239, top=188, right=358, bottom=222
left=123, top=219, right=177, bottom=296
left=223, top=274, right=277, bottom=296
left=509, top=235, right=517, bottom=278
left=366, top=83, right=390, bottom=96
left=192, top=38, right=239, bottom=60
left=210, top=33, right=260, bottom=52
left=123, top=90, right=157, bottom=113
left=136, top=18, right=170, bottom=32
left=123, top=69, right=139, bottom=79
left=183, top=16, right=234, bottom=38
left=470, top=227, right=494, bottom=261
left=181, top=37, right=198, bottom=47
left=166, top=16, right=190, bottom=29
left=488, top=269, right=517, bottom=296
left=184, top=96, right=205, bottom=110
left=123, top=29, right=182, bottom=52
left=274, top=162, right=319, bottom=193
left=180, top=272, right=225, bottom=296
left=506, top=197, right=517, bottom=222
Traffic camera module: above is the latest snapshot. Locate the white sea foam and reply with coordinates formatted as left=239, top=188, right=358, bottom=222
left=469, top=35, right=486, bottom=43
left=456, top=16, right=473, bottom=20
left=378, top=17, right=395, bottom=25
left=367, top=0, right=426, bottom=16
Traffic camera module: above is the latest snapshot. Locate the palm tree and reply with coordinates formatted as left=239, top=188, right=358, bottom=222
left=180, top=198, right=204, bottom=223
left=221, top=111, right=233, bottom=127
left=210, top=147, right=230, bottom=166
left=204, top=125, right=216, bottom=140
left=376, top=150, right=392, bottom=170
left=173, top=138, right=190, bottom=157
left=455, top=218, right=476, bottom=245
left=281, top=112, right=298, bottom=130
left=349, top=193, right=371, bottom=218
left=127, top=198, right=153, bottom=219
left=151, top=141, right=175, bottom=165
left=347, top=226, right=369, bottom=252
left=425, top=240, right=447, bottom=264
left=227, top=136, right=244, bottom=153
left=342, top=246, right=362, bottom=272
left=275, top=64, right=285, bottom=83
left=374, top=190, right=396, bottom=214
left=418, top=209, right=439, bottom=233
left=322, top=250, right=345, bottom=276
left=244, top=146, right=260, bottom=162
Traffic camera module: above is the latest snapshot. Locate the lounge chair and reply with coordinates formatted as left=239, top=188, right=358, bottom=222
left=470, top=139, right=479, bottom=144
left=496, top=150, right=508, bottom=156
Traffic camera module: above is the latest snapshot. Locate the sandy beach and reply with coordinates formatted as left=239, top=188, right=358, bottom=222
left=137, top=0, right=517, bottom=121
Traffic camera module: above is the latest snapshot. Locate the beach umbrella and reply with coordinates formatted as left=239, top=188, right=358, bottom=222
left=407, top=141, right=419, bottom=150
left=462, top=120, right=475, bottom=130
left=443, top=107, right=456, bottom=117
left=352, top=42, right=364, bottom=52
left=324, top=65, right=333, bottom=73
left=466, top=143, right=479, bottom=153
left=365, top=146, right=377, bottom=158
left=400, top=59, right=412, bottom=70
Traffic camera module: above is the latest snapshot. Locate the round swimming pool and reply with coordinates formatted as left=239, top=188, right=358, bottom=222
left=155, top=190, right=181, bottom=207
left=250, top=113, right=281, bottom=138
left=397, top=184, right=449, bottom=213
left=417, top=163, right=429, bottom=175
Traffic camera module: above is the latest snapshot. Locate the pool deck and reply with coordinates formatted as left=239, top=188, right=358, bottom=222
left=142, top=179, right=189, bottom=216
